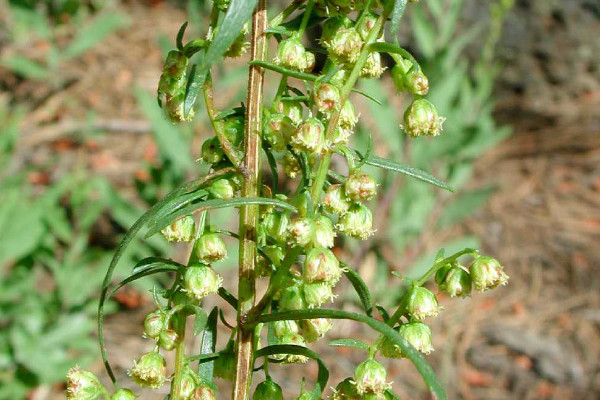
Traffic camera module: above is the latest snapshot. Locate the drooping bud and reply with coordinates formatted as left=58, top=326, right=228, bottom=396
left=284, top=151, right=302, bottom=179
left=324, top=27, right=363, bottom=64
left=328, top=126, right=352, bottom=148
left=66, top=367, right=104, bottom=400
left=128, top=351, right=167, bottom=389
left=275, top=100, right=303, bottom=126
left=291, top=117, right=325, bottom=153
left=158, top=50, right=193, bottom=123
left=403, top=99, right=445, bottom=138
left=190, top=383, right=217, bottom=400
left=353, top=359, right=390, bottom=394
left=336, top=203, right=375, bottom=239
left=275, top=37, right=309, bottom=72
left=180, top=366, right=200, bottom=399
left=469, top=256, right=509, bottom=291
left=300, top=318, right=333, bottom=342
left=262, top=212, right=290, bottom=243
left=357, top=12, right=379, bottom=40
left=313, top=83, right=341, bottom=114
left=439, top=265, right=472, bottom=298
left=201, top=137, right=224, bottom=164
left=361, top=52, right=386, bottom=78
left=321, top=17, right=352, bottom=45
left=160, top=215, right=195, bottom=242
left=381, top=322, right=433, bottom=358
left=273, top=332, right=309, bottom=363
left=158, top=329, right=179, bottom=351
left=196, top=233, right=227, bottom=263
left=391, top=61, right=429, bottom=95
left=339, top=100, right=359, bottom=130
left=263, top=113, right=294, bottom=151
left=323, top=184, right=351, bottom=215
left=143, top=309, right=166, bottom=339
left=257, top=245, right=285, bottom=277
left=344, top=171, right=377, bottom=202
left=313, top=215, right=336, bottom=248
left=207, top=178, right=237, bottom=199
left=434, top=263, right=453, bottom=285
left=330, top=377, right=360, bottom=400
left=110, top=388, right=136, bottom=400
left=303, top=247, right=342, bottom=284
left=253, top=378, right=283, bottom=400
left=303, top=282, right=336, bottom=307
left=279, top=284, right=306, bottom=311
left=272, top=319, right=300, bottom=338
left=183, top=263, right=223, bottom=301
left=406, top=286, right=442, bottom=320
left=288, top=217, right=316, bottom=247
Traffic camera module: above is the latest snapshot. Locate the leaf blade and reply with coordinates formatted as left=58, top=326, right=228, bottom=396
left=341, top=263, right=373, bottom=316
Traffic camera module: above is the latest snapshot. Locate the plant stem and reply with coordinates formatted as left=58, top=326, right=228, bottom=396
left=234, top=2, right=267, bottom=400
left=169, top=312, right=188, bottom=400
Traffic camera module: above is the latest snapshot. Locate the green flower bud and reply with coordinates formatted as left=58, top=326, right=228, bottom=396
left=272, top=319, right=300, bottom=338
left=253, top=378, right=283, bottom=400
left=381, top=322, right=433, bottom=358
left=66, top=367, right=104, bottom=400
left=339, top=100, right=359, bottom=130
left=303, top=281, right=336, bottom=307
left=303, top=247, right=342, bottom=284
left=190, top=384, right=217, bottom=400
left=336, top=203, right=374, bottom=239
left=469, top=256, right=509, bottom=291
left=128, top=351, right=167, bottom=389
left=275, top=37, right=308, bottom=72
left=262, top=212, right=290, bottom=243
left=357, top=12, right=379, bottom=41
left=213, top=344, right=236, bottom=381
left=110, top=388, right=136, bottom=400
left=223, top=115, right=244, bottom=147
left=440, top=265, right=472, bottom=298
left=158, top=329, right=179, bottom=351
left=313, top=83, right=341, bottom=114
left=313, top=215, right=336, bottom=248
left=201, top=137, right=224, bottom=164
left=361, top=51, right=386, bottom=78
left=275, top=100, right=303, bottom=126
left=224, top=32, right=249, bottom=58
left=328, top=65, right=351, bottom=87
left=391, top=59, right=412, bottom=91
left=196, top=233, right=227, bottom=263
left=328, top=126, right=352, bottom=148
left=272, top=332, right=309, bottom=363
left=279, top=284, right=306, bottom=311
left=353, top=359, right=390, bottom=394
left=183, top=263, right=223, bottom=301
left=257, top=245, right=285, bottom=277
left=180, top=366, right=200, bottom=398
left=434, top=263, right=453, bottom=285
left=324, top=27, right=364, bottom=64
left=207, top=178, right=237, bottom=199
left=403, top=99, right=445, bottom=138
left=330, top=377, right=359, bottom=400
left=323, top=184, right=351, bottom=215
left=158, top=51, right=194, bottom=123
left=143, top=310, right=166, bottom=339
left=305, top=51, right=316, bottom=72
left=320, top=17, right=352, bottom=45
left=161, top=215, right=195, bottom=242
left=300, top=318, right=333, bottom=342
left=284, top=151, right=302, bottom=179
left=406, top=286, right=442, bottom=320
left=291, top=117, right=325, bottom=153
left=263, top=113, right=294, bottom=151
left=288, top=217, right=316, bottom=247
left=344, top=171, right=378, bottom=202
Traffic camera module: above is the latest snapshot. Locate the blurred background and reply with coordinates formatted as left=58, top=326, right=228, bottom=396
left=1, top=0, right=599, bottom=399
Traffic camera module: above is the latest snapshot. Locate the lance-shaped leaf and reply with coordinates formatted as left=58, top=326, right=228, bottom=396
left=198, top=307, right=218, bottom=380
left=389, top=0, right=408, bottom=35
left=328, top=338, right=370, bottom=351
left=108, top=258, right=184, bottom=299
left=258, top=309, right=446, bottom=400
left=341, top=263, right=373, bottom=316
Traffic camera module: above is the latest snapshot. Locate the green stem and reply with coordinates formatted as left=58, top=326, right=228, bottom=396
left=169, top=312, right=188, bottom=400
left=269, top=0, right=305, bottom=28
left=415, top=248, right=477, bottom=286
left=297, top=0, right=314, bottom=36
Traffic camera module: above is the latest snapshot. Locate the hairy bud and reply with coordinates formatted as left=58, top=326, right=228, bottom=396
left=272, top=319, right=300, bottom=338
left=66, top=367, right=104, bottom=400
left=361, top=52, right=386, bottom=78
left=291, top=117, right=325, bottom=153
left=313, top=83, right=341, bottom=114
left=180, top=366, right=200, bottom=398
left=128, top=351, right=167, bottom=389
left=303, top=247, right=342, bottom=284
left=283, top=151, right=302, bottom=179
left=201, top=137, right=224, bottom=164
left=339, top=100, right=359, bottom=130
left=158, top=329, right=179, bottom=351
left=262, top=212, right=290, bottom=243
left=336, top=203, right=375, bottom=239
left=344, top=171, right=377, bottom=202
left=303, top=282, right=336, bottom=307
left=275, top=100, right=303, bottom=126
left=263, top=113, right=294, bottom=151
left=288, top=217, right=316, bottom=247
left=143, top=309, right=166, bottom=339
left=323, top=184, right=351, bottom=215
left=324, top=27, right=363, bottom=64
left=381, top=322, right=434, bottom=358
left=275, top=37, right=309, bottom=72
left=353, top=359, right=390, bottom=394
left=161, top=215, right=195, bottom=242
left=330, top=377, right=360, bottom=400
left=190, top=384, right=217, bottom=400
left=300, top=318, right=333, bottom=342
left=273, top=332, right=309, bottom=363
left=207, top=178, right=237, bottom=199
left=110, top=389, right=136, bottom=400
left=183, top=263, right=223, bottom=301
left=469, top=256, right=509, bottom=291
left=403, top=99, right=445, bottom=138
left=313, top=215, right=336, bottom=248
left=279, top=284, right=307, bottom=311
left=439, top=265, right=472, bottom=298
left=406, top=286, right=442, bottom=320
left=196, top=233, right=228, bottom=263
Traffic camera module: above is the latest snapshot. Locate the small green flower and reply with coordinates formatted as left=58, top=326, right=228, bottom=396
left=469, top=256, right=509, bottom=291
left=275, top=37, right=309, bottom=72
left=303, top=247, right=342, bottom=284
left=361, top=52, right=386, bottom=78
left=110, top=388, right=136, bottom=400
left=196, top=233, right=228, bottom=263
left=143, top=309, right=166, bottom=339
left=288, top=217, right=316, bottom=247
left=272, top=319, right=300, bottom=338
left=313, top=83, right=341, bottom=114
left=313, top=215, right=336, bottom=248
left=263, top=113, right=294, bottom=151
left=201, top=137, right=224, bottom=164
left=330, top=377, right=360, bottom=400
left=279, top=283, right=307, bottom=310
left=439, top=265, right=472, bottom=298
left=291, top=117, right=325, bottom=153
left=406, top=286, right=442, bottom=320
left=160, top=215, right=195, bottom=242
left=324, top=27, right=363, bottom=64
left=275, top=100, right=303, bottom=126
left=353, top=359, right=390, bottom=394
left=158, top=329, right=179, bottom=351
left=381, top=322, right=434, bottom=358
left=403, top=99, right=445, bottom=138
left=180, top=366, right=200, bottom=398
left=207, top=178, right=237, bottom=199
left=262, top=212, right=290, bottom=243
left=357, top=12, right=380, bottom=40
left=183, top=263, right=223, bottom=301
left=271, top=332, right=309, bottom=363
left=300, top=318, right=333, bottom=342
left=253, top=378, right=284, bottom=400
left=128, top=351, right=167, bottom=389
left=344, top=171, right=378, bottom=202
left=283, top=151, right=302, bottom=179
left=66, top=367, right=104, bottom=400
left=323, top=184, right=351, bottom=215
left=257, top=245, right=285, bottom=277
left=190, top=383, right=217, bottom=400
left=303, top=281, right=336, bottom=307
left=339, top=100, right=359, bottom=130
left=336, top=203, right=374, bottom=239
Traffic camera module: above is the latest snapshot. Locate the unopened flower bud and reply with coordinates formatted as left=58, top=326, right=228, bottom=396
left=469, top=256, right=509, bottom=291
left=262, top=212, right=290, bottom=243
left=190, top=384, right=217, bottom=400
left=440, top=265, right=472, bottom=298
left=180, top=366, right=200, bottom=398
left=323, top=184, right=351, bottom=215
left=357, top=12, right=379, bottom=40
left=305, top=51, right=316, bottom=72
left=303, top=247, right=342, bottom=284
left=361, top=52, right=385, bottom=78
left=353, top=359, right=390, bottom=394
left=313, top=83, right=341, bottom=114
left=183, top=263, right=223, bottom=301
left=403, top=99, right=445, bottom=138
left=328, top=65, right=351, bottom=87
left=161, top=215, right=195, bottom=242
left=196, top=233, right=227, bottom=263
left=434, top=263, right=453, bottom=285
left=279, top=284, right=306, bottom=310
left=207, top=178, right=237, bottom=199
left=272, top=319, right=300, bottom=338
left=158, top=329, right=179, bottom=351
left=275, top=37, right=308, bottom=72
left=331, top=377, right=360, bottom=400
left=263, top=113, right=294, bottom=151
left=321, top=17, right=352, bottom=44
left=337, top=203, right=374, bottom=240
left=313, top=215, right=336, bottom=248
left=284, top=151, right=302, bottom=179
left=66, top=367, right=104, bottom=400
left=273, top=332, right=309, bottom=363
left=223, top=115, right=244, bottom=147
left=303, top=282, right=336, bottom=307
left=275, top=100, right=303, bottom=126
left=291, top=117, right=325, bottom=153
left=158, top=51, right=193, bottom=123
left=253, top=378, right=283, bottom=400
left=391, top=61, right=429, bottom=95
left=300, top=318, right=333, bottom=342
left=406, top=286, right=442, bottom=320
left=345, top=171, right=377, bottom=202
left=129, top=351, right=167, bottom=389
left=110, top=388, right=136, bottom=400
left=143, top=310, right=166, bottom=339
left=288, top=218, right=316, bottom=247
left=324, top=27, right=363, bottom=64
left=381, top=322, right=433, bottom=358
left=339, top=100, right=359, bottom=130
left=328, top=126, right=352, bottom=148
left=201, top=137, right=224, bottom=164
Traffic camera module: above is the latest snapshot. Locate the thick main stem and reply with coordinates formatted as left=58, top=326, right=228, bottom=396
left=234, top=2, right=267, bottom=400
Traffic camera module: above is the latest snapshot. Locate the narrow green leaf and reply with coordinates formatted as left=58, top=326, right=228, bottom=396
left=353, top=151, right=453, bottom=192
left=255, top=345, right=329, bottom=399
left=376, top=305, right=390, bottom=322
left=176, top=21, right=188, bottom=51
left=218, top=287, right=239, bottom=309
left=184, top=63, right=205, bottom=116
left=192, top=306, right=208, bottom=336
left=390, top=0, right=408, bottom=35
left=131, top=257, right=185, bottom=275
left=341, top=263, right=373, bottom=316
left=198, top=307, right=218, bottom=380
left=145, top=197, right=297, bottom=239
left=351, top=87, right=383, bottom=105
left=328, top=338, right=370, bottom=350
left=259, top=309, right=446, bottom=400
left=108, top=265, right=180, bottom=299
